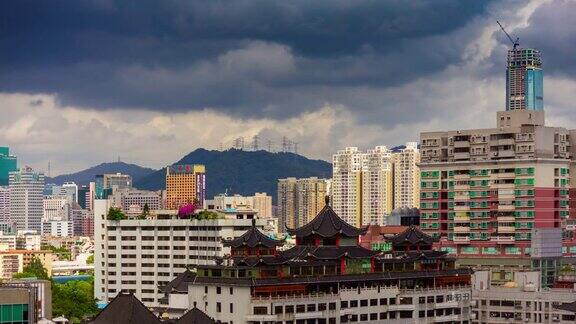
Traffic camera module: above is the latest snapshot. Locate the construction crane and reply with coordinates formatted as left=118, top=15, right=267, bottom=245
left=497, top=20, right=520, bottom=50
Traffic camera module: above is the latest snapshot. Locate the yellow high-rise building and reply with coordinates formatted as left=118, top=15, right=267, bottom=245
left=165, top=164, right=206, bottom=209
left=393, top=142, right=420, bottom=209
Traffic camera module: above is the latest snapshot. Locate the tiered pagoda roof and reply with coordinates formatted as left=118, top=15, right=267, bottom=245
left=387, top=225, right=438, bottom=246
left=222, top=220, right=284, bottom=248
left=286, top=202, right=367, bottom=238
left=89, top=291, right=216, bottom=324
left=89, top=292, right=163, bottom=324
left=233, top=245, right=379, bottom=267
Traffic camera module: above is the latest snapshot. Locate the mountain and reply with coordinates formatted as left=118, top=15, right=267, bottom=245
left=46, top=162, right=156, bottom=186
left=134, top=149, right=332, bottom=202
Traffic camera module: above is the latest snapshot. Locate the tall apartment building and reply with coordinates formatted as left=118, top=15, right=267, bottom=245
left=252, top=192, right=273, bottom=218
left=165, top=164, right=206, bottom=209
left=419, top=108, right=574, bottom=259
left=393, top=142, right=420, bottom=210
left=0, top=147, right=17, bottom=186
left=9, top=167, right=44, bottom=232
left=277, top=177, right=327, bottom=230
left=0, top=186, right=10, bottom=226
left=103, top=173, right=132, bottom=190
left=332, top=145, right=418, bottom=227
left=332, top=147, right=364, bottom=226
left=93, top=199, right=266, bottom=307
left=506, top=48, right=543, bottom=111
left=363, top=146, right=394, bottom=224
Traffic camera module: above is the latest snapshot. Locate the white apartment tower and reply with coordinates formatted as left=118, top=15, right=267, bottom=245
left=393, top=142, right=420, bottom=209
left=0, top=186, right=10, bottom=225
left=332, top=147, right=364, bottom=227
left=362, top=146, right=393, bottom=225
left=9, top=167, right=45, bottom=232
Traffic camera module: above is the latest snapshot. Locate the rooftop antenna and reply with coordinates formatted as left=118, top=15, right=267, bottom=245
left=497, top=20, right=520, bottom=50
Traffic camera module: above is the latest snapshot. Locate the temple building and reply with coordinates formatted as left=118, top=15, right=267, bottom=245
left=161, top=198, right=473, bottom=323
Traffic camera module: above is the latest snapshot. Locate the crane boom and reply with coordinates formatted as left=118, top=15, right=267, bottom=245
left=497, top=20, right=520, bottom=50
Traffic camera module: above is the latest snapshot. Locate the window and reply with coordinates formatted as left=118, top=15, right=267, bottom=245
left=341, top=301, right=348, bottom=309
left=360, top=299, right=368, bottom=307
left=216, top=287, right=221, bottom=294
left=204, top=286, right=208, bottom=294
left=216, top=302, right=221, bottom=313
left=274, top=305, right=282, bottom=314
left=253, top=306, right=267, bottom=315
left=229, top=287, right=233, bottom=295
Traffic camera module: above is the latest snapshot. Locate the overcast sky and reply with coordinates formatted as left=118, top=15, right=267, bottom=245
left=1, top=0, right=575, bottom=175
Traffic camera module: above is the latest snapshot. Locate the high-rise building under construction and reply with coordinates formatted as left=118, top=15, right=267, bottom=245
left=506, top=48, right=543, bottom=111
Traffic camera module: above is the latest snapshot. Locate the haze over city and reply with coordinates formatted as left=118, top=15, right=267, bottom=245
left=1, top=0, right=575, bottom=176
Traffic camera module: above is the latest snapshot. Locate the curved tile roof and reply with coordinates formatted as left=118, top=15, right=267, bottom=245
left=387, top=225, right=438, bottom=246
left=286, top=205, right=367, bottom=238
left=89, top=292, right=162, bottom=324
left=222, top=221, right=284, bottom=248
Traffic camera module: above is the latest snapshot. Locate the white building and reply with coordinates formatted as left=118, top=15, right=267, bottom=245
left=206, top=193, right=273, bottom=218
left=61, top=182, right=78, bottom=204
left=332, top=147, right=364, bottom=227
left=9, top=167, right=44, bottom=232
left=393, top=142, right=420, bottom=209
left=93, top=199, right=270, bottom=307
left=42, top=220, right=73, bottom=237
left=471, top=270, right=576, bottom=323
left=110, top=188, right=163, bottom=216
left=362, top=146, right=394, bottom=225
left=43, top=196, right=70, bottom=221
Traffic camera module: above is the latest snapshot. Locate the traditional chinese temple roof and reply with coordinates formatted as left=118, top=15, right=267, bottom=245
left=160, top=269, right=197, bottom=293
left=222, top=219, right=283, bottom=248
left=89, top=292, right=162, bottom=324
left=172, top=307, right=216, bottom=324
left=232, top=245, right=379, bottom=267
left=286, top=197, right=367, bottom=238
left=387, top=225, right=438, bottom=246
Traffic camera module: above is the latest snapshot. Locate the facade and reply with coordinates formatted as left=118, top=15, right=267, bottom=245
left=277, top=177, right=328, bottom=231
left=471, top=270, right=576, bottom=323
left=0, top=285, right=37, bottom=323
left=165, top=164, right=206, bottom=209
left=111, top=188, right=163, bottom=215
left=0, top=186, right=10, bottom=227
left=93, top=198, right=268, bottom=307
left=42, top=220, right=73, bottom=237
left=332, top=147, right=364, bottom=227
left=419, top=109, right=573, bottom=259
left=332, top=145, right=419, bottom=227
left=506, top=48, right=543, bottom=111
left=393, top=142, right=420, bottom=210
left=0, top=250, right=53, bottom=279
left=1, top=279, right=52, bottom=321
left=9, top=167, right=44, bottom=232
left=103, top=173, right=132, bottom=190
left=0, top=147, right=17, bottom=187
left=363, top=146, right=394, bottom=225
left=205, top=192, right=273, bottom=218
left=163, top=201, right=472, bottom=324
left=42, top=196, right=69, bottom=221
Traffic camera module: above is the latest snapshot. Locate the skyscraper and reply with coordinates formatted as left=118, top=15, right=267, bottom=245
left=332, top=147, right=363, bottom=226
left=393, top=142, right=420, bottom=210
left=165, top=164, right=206, bottom=209
left=362, top=146, right=393, bottom=225
left=0, top=147, right=17, bottom=186
left=277, top=177, right=328, bottom=230
left=9, top=167, right=45, bottom=232
left=506, top=48, right=543, bottom=111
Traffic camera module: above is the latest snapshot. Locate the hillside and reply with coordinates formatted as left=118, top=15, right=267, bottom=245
left=46, top=162, right=156, bottom=186
left=135, top=149, right=332, bottom=202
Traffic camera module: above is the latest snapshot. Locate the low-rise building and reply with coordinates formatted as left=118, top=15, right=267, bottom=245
left=471, top=270, right=576, bottom=323
left=0, top=250, right=53, bottom=279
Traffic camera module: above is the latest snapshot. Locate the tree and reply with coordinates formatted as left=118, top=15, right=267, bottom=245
left=13, top=257, right=50, bottom=280
left=195, top=210, right=222, bottom=220
left=139, top=203, right=150, bottom=219
left=52, top=278, right=99, bottom=323
left=86, top=254, right=94, bottom=265
left=106, top=207, right=125, bottom=220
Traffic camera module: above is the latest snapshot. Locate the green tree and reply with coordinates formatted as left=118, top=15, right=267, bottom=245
left=139, top=203, right=150, bottom=219
left=106, top=207, right=125, bottom=220
left=86, top=254, right=94, bottom=265
left=13, top=257, right=49, bottom=280
left=195, top=210, right=222, bottom=220
left=52, top=278, right=99, bottom=323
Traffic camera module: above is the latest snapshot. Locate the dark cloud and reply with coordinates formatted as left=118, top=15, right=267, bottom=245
left=1, top=0, right=496, bottom=119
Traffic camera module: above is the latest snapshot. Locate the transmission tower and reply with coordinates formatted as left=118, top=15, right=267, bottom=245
left=252, top=135, right=259, bottom=151
left=234, top=137, right=245, bottom=150
left=293, top=142, right=299, bottom=155
left=282, top=136, right=288, bottom=152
